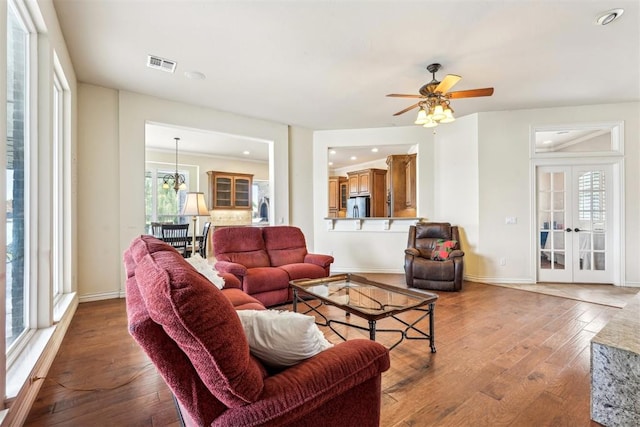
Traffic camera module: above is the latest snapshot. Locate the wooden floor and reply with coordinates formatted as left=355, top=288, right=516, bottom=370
left=24, top=278, right=619, bottom=426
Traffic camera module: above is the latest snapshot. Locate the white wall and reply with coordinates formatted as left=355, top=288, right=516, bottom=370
left=432, top=114, right=480, bottom=277
left=313, top=126, right=433, bottom=273
left=77, top=86, right=290, bottom=300
left=474, top=102, right=639, bottom=286
left=312, top=102, right=639, bottom=285
left=77, top=84, right=121, bottom=299
left=289, top=126, right=316, bottom=248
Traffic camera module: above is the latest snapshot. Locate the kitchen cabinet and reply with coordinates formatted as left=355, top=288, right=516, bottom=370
left=386, top=154, right=416, bottom=217
left=328, top=176, right=347, bottom=217
left=207, top=171, right=253, bottom=210
left=346, top=168, right=387, bottom=217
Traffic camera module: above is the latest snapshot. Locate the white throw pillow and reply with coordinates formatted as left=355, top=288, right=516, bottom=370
left=185, top=254, right=225, bottom=289
left=236, top=309, right=333, bottom=368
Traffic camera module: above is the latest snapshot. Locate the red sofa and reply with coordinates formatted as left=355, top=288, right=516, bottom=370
left=124, top=235, right=390, bottom=427
left=213, top=226, right=334, bottom=307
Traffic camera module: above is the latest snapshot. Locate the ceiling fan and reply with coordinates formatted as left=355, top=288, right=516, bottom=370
left=387, top=63, right=494, bottom=127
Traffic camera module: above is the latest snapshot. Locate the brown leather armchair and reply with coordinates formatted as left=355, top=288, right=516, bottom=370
left=404, top=222, right=464, bottom=291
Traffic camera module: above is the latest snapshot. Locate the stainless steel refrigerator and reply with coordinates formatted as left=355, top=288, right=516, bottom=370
left=346, top=196, right=370, bottom=218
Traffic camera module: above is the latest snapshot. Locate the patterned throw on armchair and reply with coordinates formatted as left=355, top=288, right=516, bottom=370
left=404, top=222, right=465, bottom=292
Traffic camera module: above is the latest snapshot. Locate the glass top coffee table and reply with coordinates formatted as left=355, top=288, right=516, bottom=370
left=290, top=273, right=438, bottom=352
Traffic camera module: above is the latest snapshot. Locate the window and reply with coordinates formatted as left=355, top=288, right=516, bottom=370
left=52, top=67, right=64, bottom=299
left=145, top=167, right=190, bottom=231
left=6, top=0, right=30, bottom=350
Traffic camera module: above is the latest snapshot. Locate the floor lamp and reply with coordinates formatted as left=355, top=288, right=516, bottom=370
left=182, top=192, right=209, bottom=257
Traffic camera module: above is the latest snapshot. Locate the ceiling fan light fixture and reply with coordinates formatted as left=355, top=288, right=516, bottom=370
left=432, top=104, right=446, bottom=121
left=414, top=107, right=428, bottom=125
left=440, top=109, right=456, bottom=123
left=423, top=117, right=438, bottom=128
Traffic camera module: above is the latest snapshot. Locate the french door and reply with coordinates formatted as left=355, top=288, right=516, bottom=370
left=537, top=164, right=613, bottom=284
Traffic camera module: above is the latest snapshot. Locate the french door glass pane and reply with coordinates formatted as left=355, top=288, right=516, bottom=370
left=577, top=170, right=606, bottom=272
left=6, top=4, right=28, bottom=348
left=538, top=171, right=566, bottom=271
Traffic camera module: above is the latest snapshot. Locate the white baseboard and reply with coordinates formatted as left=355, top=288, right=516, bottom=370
left=78, top=291, right=122, bottom=303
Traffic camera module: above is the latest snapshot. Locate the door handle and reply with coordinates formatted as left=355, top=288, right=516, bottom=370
left=565, top=228, right=572, bottom=232
left=574, top=228, right=581, bottom=232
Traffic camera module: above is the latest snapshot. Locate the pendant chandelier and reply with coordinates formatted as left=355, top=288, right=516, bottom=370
left=162, top=137, right=187, bottom=193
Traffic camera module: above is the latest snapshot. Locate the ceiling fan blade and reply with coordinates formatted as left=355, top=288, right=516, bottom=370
left=434, top=74, right=461, bottom=94
left=447, top=87, right=494, bottom=99
left=386, top=93, right=423, bottom=99
left=393, top=102, right=420, bottom=116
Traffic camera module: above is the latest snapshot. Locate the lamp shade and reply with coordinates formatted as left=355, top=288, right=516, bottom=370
left=182, top=192, right=209, bottom=216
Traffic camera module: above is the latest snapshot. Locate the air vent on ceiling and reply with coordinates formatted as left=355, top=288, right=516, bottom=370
left=147, top=55, right=177, bottom=73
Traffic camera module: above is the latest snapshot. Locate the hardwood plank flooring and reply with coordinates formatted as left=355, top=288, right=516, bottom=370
left=25, top=278, right=621, bottom=426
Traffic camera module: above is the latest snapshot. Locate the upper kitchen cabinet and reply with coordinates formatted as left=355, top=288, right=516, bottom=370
left=347, top=168, right=387, bottom=217
left=328, top=176, right=348, bottom=217
left=386, top=154, right=416, bottom=217
left=207, top=171, right=253, bottom=209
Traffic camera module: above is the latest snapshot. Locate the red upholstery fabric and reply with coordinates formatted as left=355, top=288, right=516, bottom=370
left=263, top=226, right=308, bottom=266
left=125, top=256, right=224, bottom=425
left=213, top=227, right=271, bottom=268
left=125, top=236, right=390, bottom=427
left=135, top=250, right=265, bottom=407
left=242, top=267, right=290, bottom=295
left=214, top=340, right=390, bottom=426
left=278, top=263, right=327, bottom=281
left=224, top=288, right=265, bottom=310
left=213, top=226, right=334, bottom=307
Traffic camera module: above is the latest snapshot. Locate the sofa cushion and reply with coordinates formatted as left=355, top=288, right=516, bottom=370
left=278, top=263, right=328, bottom=281
left=223, top=288, right=266, bottom=310
left=213, top=227, right=271, bottom=268
left=236, top=309, right=333, bottom=368
left=135, top=249, right=265, bottom=407
left=242, top=266, right=291, bottom=295
left=263, top=226, right=308, bottom=266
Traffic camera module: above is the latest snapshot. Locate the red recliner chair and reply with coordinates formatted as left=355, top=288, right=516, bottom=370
left=404, top=222, right=464, bottom=291
left=124, top=236, right=390, bottom=427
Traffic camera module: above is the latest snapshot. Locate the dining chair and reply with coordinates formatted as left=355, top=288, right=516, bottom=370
left=161, top=223, right=190, bottom=257
left=151, top=221, right=173, bottom=238
left=199, top=222, right=211, bottom=257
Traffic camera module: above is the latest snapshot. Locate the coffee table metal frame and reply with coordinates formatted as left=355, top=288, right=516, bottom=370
left=290, top=273, right=437, bottom=352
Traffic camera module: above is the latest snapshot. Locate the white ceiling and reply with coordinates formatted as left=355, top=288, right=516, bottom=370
left=145, top=122, right=270, bottom=162
left=54, top=1, right=639, bottom=136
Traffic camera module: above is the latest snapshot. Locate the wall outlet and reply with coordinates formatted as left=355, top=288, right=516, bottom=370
left=499, top=257, right=506, bottom=266
left=505, top=216, right=517, bottom=225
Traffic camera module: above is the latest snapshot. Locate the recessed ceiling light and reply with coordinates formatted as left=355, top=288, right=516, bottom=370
left=371, top=147, right=379, bottom=153
left=184, top=70, right=206, bottom=80
left=328, top=162, right=334, bottom=166
left=243, top=150, right=250, bottom=155
left=595, top=8, right=624, bottom=26
left=350, top=156, right=357, bottom=161
left=329, top=150, right=337, bottom=155
left=543, top=140, right=553, bottom=145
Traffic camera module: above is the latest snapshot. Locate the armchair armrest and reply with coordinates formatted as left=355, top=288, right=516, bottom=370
left=214, top=339, right=390, bottom=426
left=449, top=249, right=465, bottom=258
left=304, top=253, right=334, bottom=268
left=214, top=260, right=248, bottom=278
left=404, top=248, right=420, bottom=257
